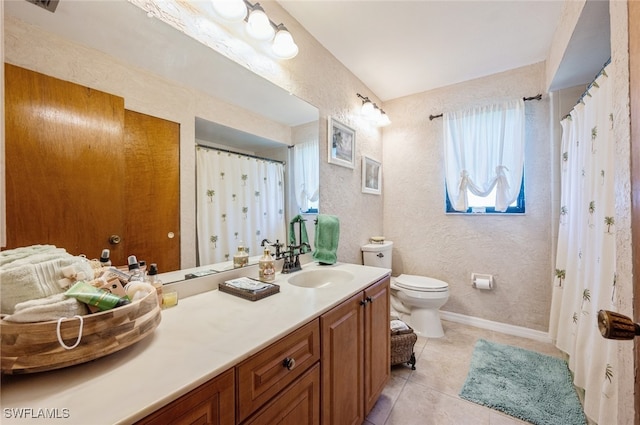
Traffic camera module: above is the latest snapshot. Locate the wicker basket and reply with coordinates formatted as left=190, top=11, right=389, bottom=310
left=1, top=290, right=161, bottom=374
left=391, top=325, right=417, bottom=370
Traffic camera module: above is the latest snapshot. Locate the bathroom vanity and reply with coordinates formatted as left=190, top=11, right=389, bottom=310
left=0, top=262, right=390, bottom=425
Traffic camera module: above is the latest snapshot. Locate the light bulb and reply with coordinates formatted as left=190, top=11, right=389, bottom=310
left=272, top=25, right=298, bottom=59
left=369, top=106, right=382, bottom=123
left=246, top=5, right=275, bottom=40
left=361, top=101, right=375, bottom=118
left=377, top=112, right=391, bottom=127
left=211, top=0, right=246, bottom=22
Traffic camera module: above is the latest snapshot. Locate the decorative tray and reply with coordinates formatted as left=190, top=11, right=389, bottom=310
left=218, top=278, right=280, bottom=302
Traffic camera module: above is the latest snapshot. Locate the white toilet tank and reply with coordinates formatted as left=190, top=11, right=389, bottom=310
left=361, top=241, right=393, bottom=269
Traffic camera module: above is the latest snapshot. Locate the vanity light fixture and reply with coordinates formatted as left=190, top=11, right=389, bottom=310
left=357, top=93, right=391, bottom=127
left=210, top=0, right=299, bottom=59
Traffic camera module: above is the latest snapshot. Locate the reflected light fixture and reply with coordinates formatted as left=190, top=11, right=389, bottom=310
left=246, top=3, right=274, bottom=40
left=357, top=93, right=391, bottom=127
left=211, top=0, right=246, bottom=22
left=210, top=0, right=299, bottom=59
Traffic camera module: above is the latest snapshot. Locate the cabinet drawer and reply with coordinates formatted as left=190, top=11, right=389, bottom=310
left=244, top=363, right=320, bottom=425
left=237, top=319, right=320, bottom=422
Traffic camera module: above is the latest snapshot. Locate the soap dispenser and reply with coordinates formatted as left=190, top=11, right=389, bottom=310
left=233, top=242, right=249, bottom=268
left=258, top=247, right=275, bottom=282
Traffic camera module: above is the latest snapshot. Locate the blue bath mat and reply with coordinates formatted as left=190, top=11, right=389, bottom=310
left=459, top=339, right=586, bottom=425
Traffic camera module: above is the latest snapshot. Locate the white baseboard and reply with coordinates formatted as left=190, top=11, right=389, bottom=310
left=440, top=310, right=553, bottom=344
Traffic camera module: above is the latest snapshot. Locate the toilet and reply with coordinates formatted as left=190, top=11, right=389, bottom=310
left=361, top=241, right=449, bottom=338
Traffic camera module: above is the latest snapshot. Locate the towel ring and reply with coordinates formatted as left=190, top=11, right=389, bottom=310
left=56, top=315, right=84, bottom=350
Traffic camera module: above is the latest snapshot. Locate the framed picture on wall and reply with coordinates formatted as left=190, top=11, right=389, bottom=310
left=328, top=117, right=356, bottom=168
left=362, top=156, right=382, bottom=195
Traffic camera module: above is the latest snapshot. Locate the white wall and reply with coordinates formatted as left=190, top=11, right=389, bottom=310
left=381, top=63, right=553, bottom=331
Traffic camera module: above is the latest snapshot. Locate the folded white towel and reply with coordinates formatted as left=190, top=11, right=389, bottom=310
left=391, top=319, right=410, bottom=332
left=3, top=293, right=88, bottom=323
left=0, top=246, right=95, bottom=314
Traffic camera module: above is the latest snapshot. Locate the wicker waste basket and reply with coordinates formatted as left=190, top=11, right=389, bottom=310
left=390, top=321, right=417, bottom=370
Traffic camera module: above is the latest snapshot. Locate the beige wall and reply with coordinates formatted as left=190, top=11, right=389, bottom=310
left=381, top=63, right=553, bottom=332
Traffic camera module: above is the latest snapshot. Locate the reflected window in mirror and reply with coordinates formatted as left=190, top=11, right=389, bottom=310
left=291, top=138, right=319, bottom=214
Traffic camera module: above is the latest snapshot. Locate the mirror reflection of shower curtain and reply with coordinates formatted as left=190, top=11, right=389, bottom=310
left=196, top=147, right=286, bottom=265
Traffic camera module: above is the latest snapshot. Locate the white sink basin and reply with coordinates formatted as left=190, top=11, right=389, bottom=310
left=287, top=269, right=355, bottom=288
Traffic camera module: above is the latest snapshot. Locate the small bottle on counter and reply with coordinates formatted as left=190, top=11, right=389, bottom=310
left=127, top=255, right=145, bottom=282
left=258, top=247, right=275, bottom=282
left=233, top=242, right=249, bottom=268
left=146, top=263, right=163, bottom=307
left=99, top=249, right=111, bottom=267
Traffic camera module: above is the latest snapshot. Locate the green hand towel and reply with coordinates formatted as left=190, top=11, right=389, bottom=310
left=289, top=215, right=310, bottom=253
left=312, top=214, right=340, bottom=265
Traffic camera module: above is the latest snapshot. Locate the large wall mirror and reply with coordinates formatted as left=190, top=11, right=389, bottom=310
left=3, top=0, right=319, bottom=279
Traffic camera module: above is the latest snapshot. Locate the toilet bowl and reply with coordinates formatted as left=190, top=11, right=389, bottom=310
left=361, top=241, right=449, bottom=338
left=390, top=274, right=449, bottom=338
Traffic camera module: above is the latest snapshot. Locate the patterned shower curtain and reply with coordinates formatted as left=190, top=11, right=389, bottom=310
left=196, top=147, right=286, bottom=265
left=549, top=63, right=617, bottom=424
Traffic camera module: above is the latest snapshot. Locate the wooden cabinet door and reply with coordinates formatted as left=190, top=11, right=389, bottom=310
left=244, top=364, right=320, bottom=425
left=4, top=63, right=125, bottom=257
left=363, top=276, right=391, bottom=414
left=136, top=368, right=235, bottom=425
left=124, top=110, right=180, bottom=271
left=320, top=292, right=364, bottom=425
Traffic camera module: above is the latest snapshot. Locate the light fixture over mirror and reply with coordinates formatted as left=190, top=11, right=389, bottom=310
left=210, top=0, right=299, bottom=59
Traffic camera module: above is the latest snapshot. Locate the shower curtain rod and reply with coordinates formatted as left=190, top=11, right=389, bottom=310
left=196, top=144, right=286, bottom=165
left=568, top=57, right=612, bottom=115
left=428, top=94, right=543, bottom=121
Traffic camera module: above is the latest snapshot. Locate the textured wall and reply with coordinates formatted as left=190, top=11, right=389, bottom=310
left=381, top=63, right=553, bottom=331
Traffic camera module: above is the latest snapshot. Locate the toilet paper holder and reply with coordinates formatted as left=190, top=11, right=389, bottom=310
left=471, top=273, right=494, bottom=289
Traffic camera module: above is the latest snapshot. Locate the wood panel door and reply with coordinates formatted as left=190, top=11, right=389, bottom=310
left=320, top=292, right=364, bottom=425
left=4, top=63, right=125, bottom=258
left=363, top=276, right=390, bottom=415
left=124, top=110, right=180, bottom=271
left=628, top=1, right=640, bottom=424
left=4, top=64, right=181, bottom=271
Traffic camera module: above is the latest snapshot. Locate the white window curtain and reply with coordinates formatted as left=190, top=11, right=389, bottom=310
left=549, top=64, right=617, bottom=424
left=196, top=147, right=286, bottom=265
left=292, top=139, right=319, bottom=212
left=443, top=99, right=525, bottom=212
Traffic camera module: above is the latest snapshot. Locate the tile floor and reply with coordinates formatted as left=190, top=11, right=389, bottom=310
left=365, top=320, right=566, bottom=425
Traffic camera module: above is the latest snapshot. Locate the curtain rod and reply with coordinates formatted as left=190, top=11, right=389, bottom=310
left=428, top=94, right=543, bottom=121
left=562, top=57, right=612, bottom=121
left=196, top=144, right=286, bottom=165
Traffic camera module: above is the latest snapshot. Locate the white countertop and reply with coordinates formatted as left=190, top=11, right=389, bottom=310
left=0, top=262, right=390, bottom=425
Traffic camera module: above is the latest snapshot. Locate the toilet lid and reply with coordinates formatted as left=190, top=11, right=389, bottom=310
left=394, top=274, right=448, bottom=291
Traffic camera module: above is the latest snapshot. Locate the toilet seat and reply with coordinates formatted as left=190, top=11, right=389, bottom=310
left=394, top=274, right=448, bottom=292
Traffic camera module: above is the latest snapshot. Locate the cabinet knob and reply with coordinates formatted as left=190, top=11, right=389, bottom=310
left=366, top=296, right=373, bottom=303
left=109, top=235, right=121, bottom=245
left=282, top=357, right=296, bottom=370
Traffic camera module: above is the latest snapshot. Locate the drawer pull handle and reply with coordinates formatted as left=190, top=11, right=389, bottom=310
left=282, top=357, right=296, bottom=370
left=360, top=297, right=373, bottom=306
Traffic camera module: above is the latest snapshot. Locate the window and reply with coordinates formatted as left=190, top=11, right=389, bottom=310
left=445, top=175, right=525, bottom=214
left=443, top=99, right=525, bottom=214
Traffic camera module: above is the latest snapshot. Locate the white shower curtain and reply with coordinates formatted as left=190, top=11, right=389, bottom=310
left=196, top=147, right=286, bottom=265
left=549, top=64, right=617, bottom=424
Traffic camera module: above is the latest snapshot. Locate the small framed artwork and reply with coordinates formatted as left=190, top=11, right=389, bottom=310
left=362, top=156, right=382, bottom=195
left=328, top=117, right=356, bottom=168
